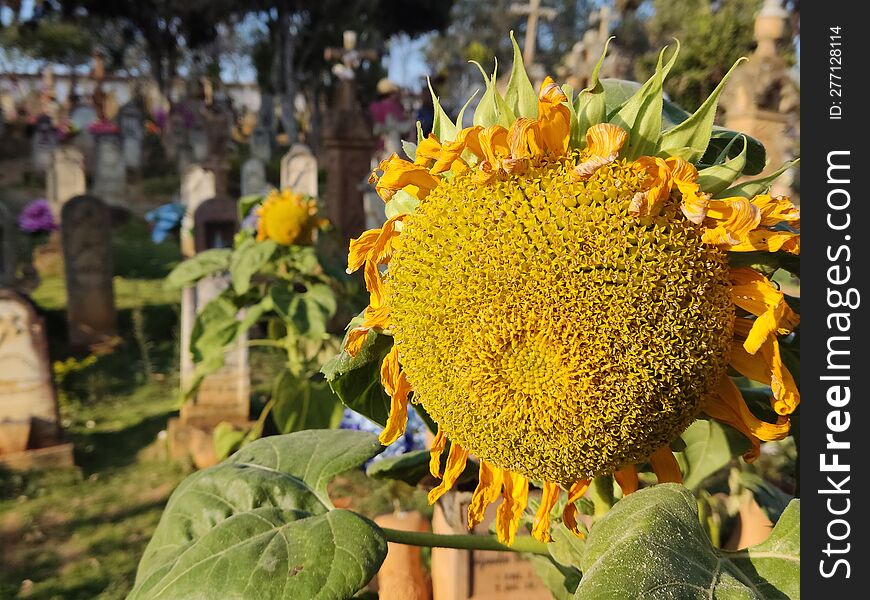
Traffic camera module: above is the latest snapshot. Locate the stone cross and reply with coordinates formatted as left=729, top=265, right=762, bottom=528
left=324, top=31, right=380, bottom=111
left=241, top=158, right=271, bottom=197
left=46, top=146, right=86, bottom=219
left=0, top=202, right=16, bottom=288
left=0, top=290, right=72, bottom=464
left=509, top=0, right=557, bottom=66
left=61, top=196, right=117, bottom=352
left=280, top=144, right=318, bottom=197
left=93, top=134, right=127, bottom=207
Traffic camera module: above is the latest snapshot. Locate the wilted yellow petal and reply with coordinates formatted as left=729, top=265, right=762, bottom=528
left=614, top=464, right=639, bottom=495
left=431, top=126, right=484, bottom=174
left=751, top=194, right=800, bottom=228
left=537, top=77, right=570, bottom=155
left=347, top=228, right=382, bottom=274
left=429, top=426, right=446, bottom=478
left=495, top=470, right=529, bottom=546
left=373, top=154, right=441, bottom=201
left=468, top=460, right=504, bottom=528
left=572, top=124, right=628, bottom=180
left=702, top=198, right=761, bottom=246
left=379, top=346, right=412, bottom=445
left=629, top=156, right=672, bottom=217
left=729, top=230, right=800, bottom=254
left=730, top=338, right=800, bottom=415
left=561, top=479, right=590, bottom=538
left=649, top=446, right=682, bottom=484
left=508, top=118, right=544, bottom=159
left=709, top=377, right=791, bottom=442
left=730, top=268, right=800, bottom=353
left=428, top=442, right=469, bottom=504
left=531, top=481, right=561, bottom=542
left=415, top=134, right=442, bottom=166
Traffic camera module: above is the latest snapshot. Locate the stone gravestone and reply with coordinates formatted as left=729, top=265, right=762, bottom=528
left=31, top=116, right=57, bottom=174
left=250, top=125, right=272, bottom=162
left=1, top=201, right=15, bottom=287
left=93, top=134, right=127, bottom=208
left=179, top=165, right=217, bottom=258
left=280, top=144, right=318, bottom=197
left=118, top=101, right=144, bottom=170
left=241, top=158, right=271, bottom=197
left=189, top=117, right=209, bottom=163
left=46, top=146, right=86, bottom=218
left=0, top=289, right=74, bottom=468
left=170, top=196, right=251, bottom=468
left=61, top=196, right=117, bottom=351
left=70, top=103, right=98, bottom=168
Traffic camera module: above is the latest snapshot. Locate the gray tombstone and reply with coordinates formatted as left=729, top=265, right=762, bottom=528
left=61, top=196, right=117, bottom=351
left=179, top=197, right=250, bottom=426
left=0, top=202, right=16, bottom=287
left=189, top=119, right=209, bottom=163
left=31, top=117, right=57, bottom=174
left=46, top=146, right=86, bottom=218
left=280, top=143, right=318, bottom=197
left=240, top=158, right=271, bottom=197
left=118, top=102, right=144, bottom=169
left=93, top=134, right=127, bottom=207
left=250, top=125, right=272, bottom=162
left=0, top=289, right=61, bottom=455
left=69, top=104, right=98, bottom=166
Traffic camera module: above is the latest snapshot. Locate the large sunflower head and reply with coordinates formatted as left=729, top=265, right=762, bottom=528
left=256, top=189, right=322, bottom=246
left=343, top=35, right=799, bottom=546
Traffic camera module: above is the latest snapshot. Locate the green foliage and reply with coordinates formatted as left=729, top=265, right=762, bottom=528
left=129, top=431, right=388, bottom=600
left=675, top=419, right=751, bottom=490
left=573, top=485, right=799, bottom=599
left=270, top=369, right=344, bottom=434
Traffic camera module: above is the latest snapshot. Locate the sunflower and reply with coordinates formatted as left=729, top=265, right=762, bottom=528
left=344, top=39, right=799, bottom=546
left=256, top=189, right=321, bottom=246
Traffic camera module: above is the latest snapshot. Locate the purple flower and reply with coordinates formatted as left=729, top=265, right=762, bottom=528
left=17, top=199, right=57, bottom=233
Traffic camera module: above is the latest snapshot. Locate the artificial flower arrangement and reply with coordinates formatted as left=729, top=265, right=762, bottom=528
left=132, top=36, right=800, bottom=600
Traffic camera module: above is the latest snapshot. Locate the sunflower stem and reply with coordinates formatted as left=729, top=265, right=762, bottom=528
left=591, top=475, right=615, bottom=516
left=379, top=527, right=550, bottom=556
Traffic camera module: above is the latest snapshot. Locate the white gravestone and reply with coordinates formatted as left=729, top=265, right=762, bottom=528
left=179, top=165, right=217, bottom=258
left=46, top=146, right=86, bottom=218
left=280, top=143, right=318, bottom=197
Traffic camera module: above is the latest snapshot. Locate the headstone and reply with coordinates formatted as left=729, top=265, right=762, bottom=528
left=250, top=125, right=272, bottom=162
left=118, top=101, right=144, bottom=169
left=31, top=116, right=56, bottom=173
left=93, top=134, right=127, bottom=207
left=61, top=196, right=117, bottom=351
left=189, top=117, right=209, bottom=163
left=241, top=158, right=271, bottom=197
left=280, top=143, right=318, bottom=197
left=70, top=103, right=98, bottom=168
left=0, top=202, right=16, bottom=287
left=46, top=146, right=86, bottom=218
left=431, top=493, right=553, bottom=600
left=179, top=165, right=217, bottom=258
left=0, top=289, right=74, bottom=468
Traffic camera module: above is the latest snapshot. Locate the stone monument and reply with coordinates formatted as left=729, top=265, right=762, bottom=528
left=46, top=146, right=86, bottom=218
left=241, top=158, right=271, bottom=197
left=119, top=100, right=145, bottom=170
left=280, top=144, right=318, bottom=196
left=31, top=116, right=57, bottom=174
left=93, top=134, right=127, bottom=208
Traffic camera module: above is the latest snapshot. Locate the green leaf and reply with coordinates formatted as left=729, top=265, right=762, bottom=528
left=659, top=58, right=747, bottom=162
left=190, top=296, right=240, bottom=364
left=230, top=239, right=278, bottom=294
left=573, top=36, right=612, bottom=146
left=718, top=159, right=801, bottom=199
left=611, top=42, right=679, bottom=159
left=164, top=248, right=231, bottom=290
left=402, top=139, right=417, bottom=162
left=271, top=369, right=344, bottom=434
left=471, top=60, right=514, bottom=128
left=271, top=282, right=337, bottom=339
left=238, top=194, right=265, bottom=222
left=574, top=485, right=799, bottom=599
left=529, top=554, right=582, bottom=600
left=322, top=331, right=394, bottom=427
left=130, top=431, right=387, bottom=600
left=739, top=472, right=793, bottom=523
left=365, top=449, right=431, bottom=486
left=676, top=419, right=751, bottom=490
left=384, top=189, right=420, bottom=220
left=429, top=78, right=458, bottom=142
left=212, top=420, right=261, bottom=461
left=504, top=31, right=538, bottom=119
left=697, top=136, right=748, bottom=195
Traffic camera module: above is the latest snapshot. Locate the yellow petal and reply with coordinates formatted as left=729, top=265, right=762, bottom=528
left=531, top=481, right=561, bottom=542
left=431, top=126, right=483, bottom=175
left=467, top=460, right=504, bottom=528
left=730, top=268, right=800, bottom=353
left=379, top=346, right=412, bottom=446
left=650, top=446, right=683, bottom=484
left=702, top=198, right=761, bottom=246
left=729, top=230, right=800, bottom=254
left=629, top=156, right=673, bottom=217
left=344, top=327, right=370, bottom=357
left=347, top=228, right=382, bottom=273
left=730, top=338, right=800, bottom=415
left=428, top=442, right=469, bottom=504
left=614, top=464, right=639, bottom=495
left=415, top=134, right=442, bottom=166
left=537, top=77, right=570, bottom=155
left=495, top=469, right=529, bottom=546
left=665, top=156, right=698, bottom=184
left=709, top=377, right=791, bottom=443
left=572, top=124, right=627, bottom=179
left=479, top=125, right=510, bottom=165
left=561, top=478, right=591, bottom=538
left=507, top=118, right=544, bottom=160
left=429, top=427, right=446, bottom=478
left=373, top=154, right=441, bottom=201
left=751, top=194, right=800, bottom=228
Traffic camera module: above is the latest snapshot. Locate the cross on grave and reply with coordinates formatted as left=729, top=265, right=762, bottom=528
left=510, top=0, right=557, bottom=66
left=324, top=31, right=380, bottom=111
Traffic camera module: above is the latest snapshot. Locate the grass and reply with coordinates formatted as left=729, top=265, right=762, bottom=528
left=1, top=212, right=428, bottom=599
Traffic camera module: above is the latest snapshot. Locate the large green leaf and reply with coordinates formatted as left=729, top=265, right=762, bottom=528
left=322, top=330, right=394, bottom=427
left=697, top=136, right=748, bottom=195
left=271, top=369, right=344, bottom=434
left=504, top=31, right=538, bottom=119
left=130, top=430, right=387, bottom=600
left=230, top=239, right=278, bottom=294
left=164, top=248, right=231, bottom=290
left=675, top=419, right=751, bottom=491
left=574, top=485, right=799, bottom=599
left=717, top=159, right=801, bottom=199
left=365, top=449, right=431, bottom=486
left=271, top=282, right=337, bottom=339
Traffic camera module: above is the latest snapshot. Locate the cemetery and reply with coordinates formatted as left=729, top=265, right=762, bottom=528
left=0, top=1, right=801, bottom=599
